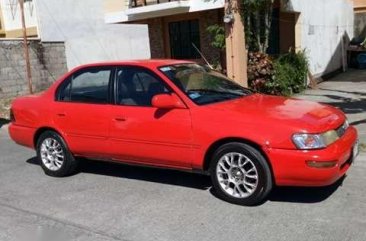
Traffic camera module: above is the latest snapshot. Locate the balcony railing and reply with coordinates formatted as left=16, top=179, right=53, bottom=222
left=130, top=0, right=184, bottom=8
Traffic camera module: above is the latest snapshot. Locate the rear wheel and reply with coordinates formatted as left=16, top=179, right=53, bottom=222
left=210, top=142, right=273, bottom=206
left=36, top=131, right=78, bottom=177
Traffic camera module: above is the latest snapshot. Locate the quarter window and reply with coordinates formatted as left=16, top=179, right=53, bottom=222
left=116, top=67, right=170, bottom=106
left=58, top=68, right=112, bottom=104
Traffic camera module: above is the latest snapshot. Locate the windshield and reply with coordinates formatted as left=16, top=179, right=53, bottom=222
left=159, top=64, right=252, bottom=105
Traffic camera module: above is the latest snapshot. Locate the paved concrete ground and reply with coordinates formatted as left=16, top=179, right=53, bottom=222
left=1, top=70, right=366, bottom=241
left=296, top=69, right=366, bottom=146
left=1, top=127, right=366, bottom=241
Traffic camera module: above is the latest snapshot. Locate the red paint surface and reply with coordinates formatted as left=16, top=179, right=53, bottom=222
left=9, top=60, right=358, bottom=186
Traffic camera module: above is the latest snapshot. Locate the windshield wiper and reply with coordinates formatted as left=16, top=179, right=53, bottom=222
left=187, top=89, right=244, bottom=96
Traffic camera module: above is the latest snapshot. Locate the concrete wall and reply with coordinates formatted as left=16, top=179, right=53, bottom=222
left=0, top=40, right=67, bottom=98
left=35, top=0, right=151, bottom=69
left=284, top=0, right=354, bottom=77
left=105, top=0, right=224, bottom=23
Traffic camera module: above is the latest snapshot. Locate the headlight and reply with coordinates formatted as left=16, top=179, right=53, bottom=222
left=293, top=130, right=341, bottom=150
left=293, top=119, right=349, bottom=150
left=322, top=130, right=339, bottom=146
left=292, top=134, right=326, bottom=150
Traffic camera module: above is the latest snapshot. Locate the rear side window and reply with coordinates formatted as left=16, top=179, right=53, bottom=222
left=58, top=68, right=112, bottom=104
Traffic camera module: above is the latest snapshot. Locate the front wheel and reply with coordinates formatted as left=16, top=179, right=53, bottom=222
left=210, top=142, right=273, bottom=206
left=36, top=131, right=79, bottom=177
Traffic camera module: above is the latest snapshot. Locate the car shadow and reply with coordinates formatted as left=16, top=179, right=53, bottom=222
left=26, top=157, right=212, bottom=190
left=26, top=157, right=345, bottom=204
left=268, top=176, right=345, bottom=203
left=0, top=118, right=10, bottom=128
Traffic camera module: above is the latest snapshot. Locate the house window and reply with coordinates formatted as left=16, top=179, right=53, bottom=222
left=169, top=20, right=201, bottom=59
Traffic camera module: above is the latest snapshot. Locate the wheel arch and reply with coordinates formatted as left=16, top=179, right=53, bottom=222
left=33, top=127, right=65, bottom=148
left=202, top=137, right=275, bottom=181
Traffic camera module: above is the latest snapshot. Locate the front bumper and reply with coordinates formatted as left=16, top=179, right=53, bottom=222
left=266, top=126, right=358, bottom=187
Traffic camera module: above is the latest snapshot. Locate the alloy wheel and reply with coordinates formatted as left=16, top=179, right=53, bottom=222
left=40, top=138, right=65, bottom=171
left=216, top=152, right=259, bottom=198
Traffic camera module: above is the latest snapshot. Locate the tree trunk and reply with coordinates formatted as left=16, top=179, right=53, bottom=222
left=255, top=11, right=261, bottom=52
left=263, top=0, right=274, bottom=52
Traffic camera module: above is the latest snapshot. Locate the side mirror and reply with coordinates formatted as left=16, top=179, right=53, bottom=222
left=152, top=93, right=186, bottom=109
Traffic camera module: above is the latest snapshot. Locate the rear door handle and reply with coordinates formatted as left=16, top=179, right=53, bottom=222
left=57, top=113, right=66, bottom=117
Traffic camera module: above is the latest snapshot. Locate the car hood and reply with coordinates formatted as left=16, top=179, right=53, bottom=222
left=206, top=94, right=345, bottom=133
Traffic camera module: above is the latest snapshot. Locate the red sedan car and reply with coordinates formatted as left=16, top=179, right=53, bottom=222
left=9, top=60, right=359, bottom=205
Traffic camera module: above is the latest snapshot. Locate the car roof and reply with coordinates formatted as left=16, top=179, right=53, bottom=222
left=74, top=59, right=194, bottom=70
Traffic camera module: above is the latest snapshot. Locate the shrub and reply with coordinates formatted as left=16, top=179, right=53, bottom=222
left=206, top=24, right=226, bottom=72
left=247, top=52, right=274, bottom=92
left=248, top=50, right=309, bottom=96
left=272, top=50, right=309, bottom=96
left=206, top=24, right=225, bottom=50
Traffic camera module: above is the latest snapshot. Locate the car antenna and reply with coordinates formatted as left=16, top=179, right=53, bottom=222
left=191, top=43, right=214, bottom=70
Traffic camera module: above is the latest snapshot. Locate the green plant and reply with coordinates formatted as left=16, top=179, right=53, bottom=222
left=247, top=52, right=274, bottom=92
left=362, top=37, right=366, bottom=48
left=248, top=50, right=309, bottom=96
left=271, top=50, right=309, bottom=96
left=241, top=0, right=276, bottom=52
left=206, top=24, right=226, bottom=50
left=207, top=0, right=285, bottom=53
left=206, top=24, right=227, bottom=71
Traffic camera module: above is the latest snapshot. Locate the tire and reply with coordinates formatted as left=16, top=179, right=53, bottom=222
left=210, top=142, right=273, bottom=206
left=36, top=131, right=79, bottom=177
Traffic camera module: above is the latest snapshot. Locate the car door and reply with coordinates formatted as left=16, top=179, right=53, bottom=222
left=109, top=66, right=194, bottom=168
left=52, top=66, right=113, bottom=158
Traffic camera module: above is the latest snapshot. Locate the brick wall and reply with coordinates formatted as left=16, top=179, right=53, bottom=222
left=147, top=18, right=165, bottom=59
left=0, top=40, right=67, bottom=98
left=147, top=9, right=222, bottom=65
left=199, top=10, right=222, bottom=65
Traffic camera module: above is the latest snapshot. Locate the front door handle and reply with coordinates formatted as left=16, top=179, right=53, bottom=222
left=114, top=117, right=127, bottom=122
left=57, top=113, right=66, bottom=117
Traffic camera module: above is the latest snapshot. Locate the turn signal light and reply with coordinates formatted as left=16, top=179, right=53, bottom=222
left=306, top=160, right=337, bottom=168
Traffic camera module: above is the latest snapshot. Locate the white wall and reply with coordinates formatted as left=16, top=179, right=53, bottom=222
left=105, top=0, right=225, bottom=23
left=35, top=0, right=150, bottom=69
left=285, top=0, right=354, bottom=77
left=0, top=0, right=38, bottom=31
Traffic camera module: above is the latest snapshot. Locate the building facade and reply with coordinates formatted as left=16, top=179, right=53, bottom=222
left=0, top=0, right=151, bottom=69
left=279, top=0, right=354, bottom=77
left=0, top=0, right=152, bottom=98
left=104, top=0, right=248, bottom=86
left=105, top=0, right=225, bottom=67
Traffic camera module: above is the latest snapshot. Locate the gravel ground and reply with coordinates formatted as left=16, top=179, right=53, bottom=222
left=0, top=98, right=11, bottom=119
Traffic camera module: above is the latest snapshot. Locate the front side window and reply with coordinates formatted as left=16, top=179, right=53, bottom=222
left=159, top=64, right=252, bottom=105
left=58, top=68, right=112, bottom=104
left=116, top=67, right=170, bottom=106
